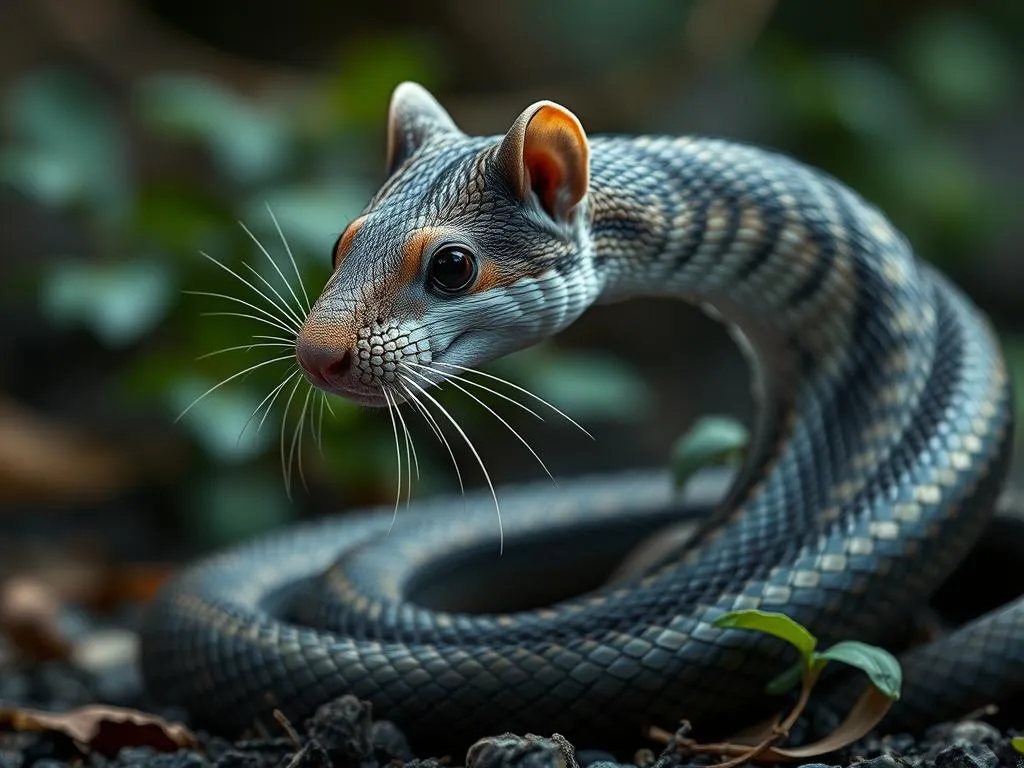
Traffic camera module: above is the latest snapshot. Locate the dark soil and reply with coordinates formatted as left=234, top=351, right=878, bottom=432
left=3, top=495, right=1024, bottom=768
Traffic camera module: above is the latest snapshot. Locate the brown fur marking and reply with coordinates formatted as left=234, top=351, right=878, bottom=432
left=334, top=216, right=366, bottom=268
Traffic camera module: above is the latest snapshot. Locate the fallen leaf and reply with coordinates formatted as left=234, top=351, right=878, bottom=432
left=0, top=576, right=72, bottom=661
left=0, top=396, right=129, bottom=503
left=0, top=705, right=197, bottom=756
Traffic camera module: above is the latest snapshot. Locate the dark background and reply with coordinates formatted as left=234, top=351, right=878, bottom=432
left=0, top=0, right=1021, bottom=574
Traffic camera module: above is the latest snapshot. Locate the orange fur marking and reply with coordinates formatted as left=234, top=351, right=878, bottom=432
left=470, top=260, right=516, bottom=294
left=333, top=216, right=366, bottom=267
left=395, top=227, right=446, bottom=288
left=298, top=314, right=357, bottom=356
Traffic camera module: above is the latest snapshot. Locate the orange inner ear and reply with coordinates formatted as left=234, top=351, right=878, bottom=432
left=522, top=105, right=589, bottom=220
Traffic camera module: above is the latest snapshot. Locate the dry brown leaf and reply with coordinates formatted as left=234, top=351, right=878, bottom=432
left=0, top=576, right=72, bottom=661
left=760, top=684, right=894, bottom=760
left=0, top=396, right=129, bottom=503
left=0, top=704, right=197, bottom=756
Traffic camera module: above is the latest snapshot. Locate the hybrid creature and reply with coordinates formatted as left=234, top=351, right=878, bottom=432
left=141, top=83, right=1020, bottom=751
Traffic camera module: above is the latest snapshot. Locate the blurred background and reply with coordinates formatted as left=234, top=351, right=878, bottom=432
left=0, top=0, right=1021, bottom=605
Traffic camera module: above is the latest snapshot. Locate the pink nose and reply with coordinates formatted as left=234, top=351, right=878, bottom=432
left=296, top=337, right=352, bottom=389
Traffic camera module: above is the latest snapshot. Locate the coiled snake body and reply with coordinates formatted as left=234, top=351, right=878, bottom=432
left=140, top=84, right=1020, bottom=749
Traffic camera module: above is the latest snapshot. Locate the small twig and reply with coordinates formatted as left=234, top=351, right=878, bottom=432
left=273, top=709, right=303, bottom=750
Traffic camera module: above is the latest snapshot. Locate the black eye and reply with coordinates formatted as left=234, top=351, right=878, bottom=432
left=428, top=244, right=477, bottom=295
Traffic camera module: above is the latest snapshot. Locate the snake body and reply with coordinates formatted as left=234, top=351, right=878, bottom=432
left=140, top=84, right=1019, bottom=750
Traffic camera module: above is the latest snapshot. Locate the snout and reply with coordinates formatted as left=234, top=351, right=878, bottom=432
left=295, top=336, right=353, bottom=391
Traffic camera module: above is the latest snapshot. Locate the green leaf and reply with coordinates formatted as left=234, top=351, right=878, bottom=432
left=0, top=149, right=82, bottom=206
left=39, top=258, right=175, bottom=347
left=712, top=609, right=818, bottom=658
left=903, top=11, right=1015, bottom=115
left=815, top=640, right=902, bottom=700
left=1012, top=736, right=1024, bottom=754
left=2, top=70, right=128, bottom=218
left=136, top=75, right=290, bottom=184
left=825, top=56, right=918, bottom=140
left=671, top=415, right=748, bottom=489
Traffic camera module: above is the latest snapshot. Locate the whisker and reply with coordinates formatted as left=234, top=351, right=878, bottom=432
left=398, top=374, right=504, bottom=553
left=265, top=203, right=313, bottom=314
left=257, top=369, right=301, bottom=435
left=390, top=387, right=418, bottom=510
left=201, top=311, right=298, bottom=336
left=433, top=360, right=593, bottom=439
left=289, top=384, right=314, bottom=493
left=241, top=261, right=306, bottom=329
left=398, top=375, right=466, bottom=504
left=404, top=365, right=556, bottom=485
left=196, top=341, right=295, bottom=361
left=315, top=391, right=327, bottom=454
left=323, top=395, right=337, bottom=420
left=253, top=334, right=300, bottom=344
left=186, top=290, right=298, bottom=334
left=197, top=251, right=299, bottom=330
left=278, top=375, right=304, bottom=499
left=237, top=367, right=298, bottom=446
left=405, top=360, right=543, bottom=421
left=175, top=354, right=295, bottom=423
left=381, top=387, right=403, bottom=537
left=239, top=220, right=310, bottom=322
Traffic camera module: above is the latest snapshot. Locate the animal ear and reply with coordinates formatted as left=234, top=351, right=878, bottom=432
left=494, top=100, right=590, bottom=223
left=386, top=82, right=460, bottom=177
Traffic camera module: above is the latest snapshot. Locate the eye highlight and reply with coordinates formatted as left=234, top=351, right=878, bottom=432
left=427, top=243, right=478, bottom=296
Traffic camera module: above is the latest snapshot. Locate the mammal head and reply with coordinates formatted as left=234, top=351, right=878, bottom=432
left=295, top=82, right=599, bottom=406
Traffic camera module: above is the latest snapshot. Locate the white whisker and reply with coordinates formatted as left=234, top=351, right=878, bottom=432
left=175, top=354, right=295, bottom=423
left=399, top=375, right=504, bottom=553
left=405, top=365, right=556, bottom=485
left=433, top=360, right=593, bottom=439
left=241, top=261, right=306, bottom=329
left=391, top=389, right=418, bottom=510
left=398, top=375, right=466, bottom=504
left=289, top=384, right=314, bottom=493
left=196, top=252, right=299, bottom=330
left=238, top=367, right=298, bottom=445
left=278, top=375, right=304, bottom=499
left=186, top=290, right=298, bottom=334
left=405, top=360, right=543, bottom=421
left=257, top=369, right=301, bottom=435
left=239, top=220, right=310, bottom=323
left=201, top=311, right=297, bottom=337
left=315, top=391, right=327, bottom=453
left=265, top=203, right=312, bottom=314
left=196, top=341, right=295, bottom=361
left=381, top=387, right=403, bottom=536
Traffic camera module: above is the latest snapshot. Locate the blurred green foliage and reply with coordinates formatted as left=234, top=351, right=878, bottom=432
left=0, top=2, right=1021, bottom=543
left=0, top=51, right=650, bottom=542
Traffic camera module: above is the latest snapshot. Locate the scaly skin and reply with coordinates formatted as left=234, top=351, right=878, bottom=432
left=139, top=83, right=1018, bottom=752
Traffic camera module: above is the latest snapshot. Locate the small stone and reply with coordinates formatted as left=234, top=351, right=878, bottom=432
left=466, top=733, right=578, bottom=768
left=946, top=721, right=1001, bottom=746
left=305, top=695, right=375, bottom=768
left=852, top=757, right=903, bottom=768
left=934, top=744, right=998, bottom=768
left=371, top=720, right=413, bottom=763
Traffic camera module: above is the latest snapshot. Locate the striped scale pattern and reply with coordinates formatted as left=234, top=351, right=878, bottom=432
left=140, top=124, right=1017, bottom=752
